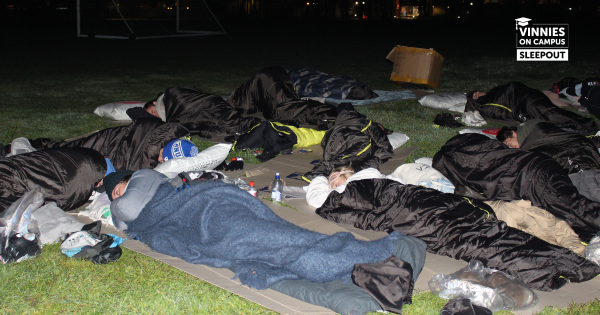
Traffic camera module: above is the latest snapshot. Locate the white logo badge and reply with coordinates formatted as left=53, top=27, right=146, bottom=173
left=516, top=17, right=568, bottom=61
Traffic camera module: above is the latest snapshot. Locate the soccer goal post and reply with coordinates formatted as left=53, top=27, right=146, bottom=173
left=77, top=0, right=226, bottom=39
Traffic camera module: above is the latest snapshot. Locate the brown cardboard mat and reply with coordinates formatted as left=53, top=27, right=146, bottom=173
left=72, top=142, right=600, bottom=314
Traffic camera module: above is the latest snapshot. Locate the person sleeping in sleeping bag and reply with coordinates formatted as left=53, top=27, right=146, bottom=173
left=306, top=164, right=600, bottom=292
left=128, top=87, right=262, bottom=137
left=302, top=103, right=394, bottom=183
left=554, top=77, right=600, bottom=118
left=495, top=119, right=600, bottom=174
left=226, top=66, right=339, bottom=128
left=44, top=118, right=190, bottom=171
left=103, top=167, right=428, bottom=314
left=0, top=147, right=107, bottom=214
left=465, top=81, right=599, bottom=135
left=286, top=67, right=379, bottom=100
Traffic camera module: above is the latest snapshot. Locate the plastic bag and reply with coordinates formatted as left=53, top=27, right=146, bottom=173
left=428, top=260, right=538, bottom=313
left=586, top=232, right=600, bottom=265
left=221, top=177, right=250, bottom=191
left=0, top=186, right=44, bottom=263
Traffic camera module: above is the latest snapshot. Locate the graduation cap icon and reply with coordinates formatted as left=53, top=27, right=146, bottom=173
left=515, top=17, right=531, bottom=30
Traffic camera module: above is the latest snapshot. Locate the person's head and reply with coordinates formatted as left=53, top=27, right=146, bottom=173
left=328, top=165, right=355, bottom=189
left=143, top=99, right=159, bottom=117
left=472, top=91, right=487, bottom=100
left=144, top=92, right=165, bottom=118
left=496, top=126, right=519, bottom=148
left=104, top=170, right=135, bottom=201
left=159, top=139, right=198, bottom=163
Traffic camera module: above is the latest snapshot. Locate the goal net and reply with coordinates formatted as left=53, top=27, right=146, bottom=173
left=77, top=0, right=226, bottom=39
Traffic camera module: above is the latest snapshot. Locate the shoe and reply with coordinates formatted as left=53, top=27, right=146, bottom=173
left=60, top=231, right=101, bottom=257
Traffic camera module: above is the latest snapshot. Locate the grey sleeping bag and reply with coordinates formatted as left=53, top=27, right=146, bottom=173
left=111, top=170, right=427, bottom=315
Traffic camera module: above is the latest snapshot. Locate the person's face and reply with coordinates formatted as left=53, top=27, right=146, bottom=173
left=145, top=103, right=160, bottom=117
left=473, top=91, right=487, bottom=100
left=112, top=182, right=127, bottom=200
left=329, top=176, right=348, bottom=189
left=158, top=148, right=164, bottom=163
left=503, top=131, right=520, bottom=148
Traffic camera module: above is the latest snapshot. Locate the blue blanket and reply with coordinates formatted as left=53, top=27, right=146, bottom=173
left=126, top=181, right=401, bottom=289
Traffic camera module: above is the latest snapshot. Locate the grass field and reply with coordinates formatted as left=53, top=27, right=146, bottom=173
left=1, top=17, right=600, bottom=314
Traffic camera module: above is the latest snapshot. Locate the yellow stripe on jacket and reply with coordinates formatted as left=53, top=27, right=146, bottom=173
left=273, top=122, right=326, bottom=148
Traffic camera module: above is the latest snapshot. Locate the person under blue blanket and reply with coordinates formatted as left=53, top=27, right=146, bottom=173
left=104, top=169, right=426, bottom=294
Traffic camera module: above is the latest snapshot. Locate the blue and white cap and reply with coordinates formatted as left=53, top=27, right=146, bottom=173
left=163, top=139, right=198, bottom=161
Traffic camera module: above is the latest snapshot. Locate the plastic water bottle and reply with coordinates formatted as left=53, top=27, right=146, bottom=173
left=248, top=181, right=257, bottom=197
left=270, top=173, right=283, bottom=202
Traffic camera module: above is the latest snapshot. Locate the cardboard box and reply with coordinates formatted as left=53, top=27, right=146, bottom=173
left=386, top=45, right=444, bottom=89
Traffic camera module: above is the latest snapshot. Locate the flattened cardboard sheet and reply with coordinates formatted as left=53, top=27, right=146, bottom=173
left=71, top=142, right=600, bottom=314
left=227, top=145, right=418, bottom=196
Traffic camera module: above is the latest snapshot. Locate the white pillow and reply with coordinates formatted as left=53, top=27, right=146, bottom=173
left=154, top=143, right=233, bottom=174
left=93, top=101, right=146, bottom=121
left=418, top=93, right=467, bottom=112
left=387, top=132, right=410, bottom=150
left=458, top=127, right=502, bottom=139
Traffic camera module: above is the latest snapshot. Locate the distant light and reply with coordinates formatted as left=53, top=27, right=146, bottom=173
left=186, top=6, right=189, bottom=9
left=569, top=7, right=572, bottom=10
left=447, top=6, right=449, bottom=8
left=307, top=2, right=309, bottom=4
left=362, top=2, right=365, bottom=4
left=457, top=16, right=460, bottom=18
left=467, top=11, right=469, bottom=14
left=355, top=2, right=358, bottom=4
left=470, top=2, right=473, bottom=5
left=354, top=14, right=357, bottom=16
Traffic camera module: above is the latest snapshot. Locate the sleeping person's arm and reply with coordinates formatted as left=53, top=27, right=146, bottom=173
left=305, top=176, right=332, bottom=209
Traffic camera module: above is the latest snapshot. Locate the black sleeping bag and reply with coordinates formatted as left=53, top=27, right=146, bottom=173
left=46, top=118, right=189, bottom=171
left=432, top=133, right=600, bottom=242
left=0, top=147, right=106, bottom=214
left=303, top=105, right=393, bottom=181
left=232, top=121, right=297, bottom=162
left=161, top=87, right=262, bottom=137
left=520, top=122, right=600, bottom=173
left=316, top=179, right=600, bottom=291
left=466, top=81, right=599, bottom=135
left=226, top=66, right=338, bottom=127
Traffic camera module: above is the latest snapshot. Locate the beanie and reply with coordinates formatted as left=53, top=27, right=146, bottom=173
left=162, top=139, right=198, bottom=162
left=104, top=170, right=135, bottom=201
